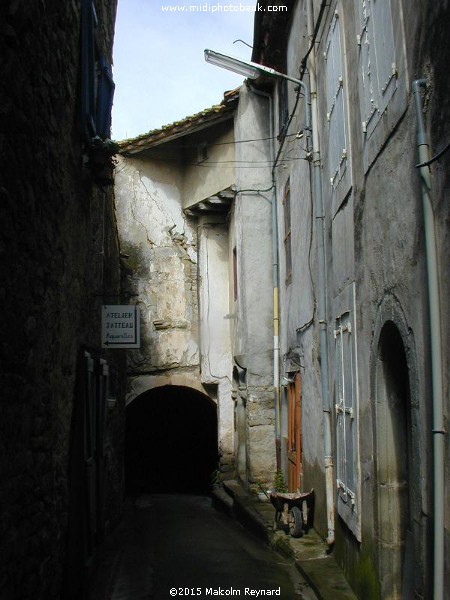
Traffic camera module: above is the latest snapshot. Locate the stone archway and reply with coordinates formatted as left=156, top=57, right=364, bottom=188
left=125, top=385, right=218, bottom=494
left=374, top=320, right=412, bottom=599
left=370, top=294, right=428, bottom=598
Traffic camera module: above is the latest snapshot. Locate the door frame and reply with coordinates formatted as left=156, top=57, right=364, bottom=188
left=287, top=372, right=302, bottom=492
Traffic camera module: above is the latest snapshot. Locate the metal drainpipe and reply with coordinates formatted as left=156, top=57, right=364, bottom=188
left=306, top=0, right=335, bottom=547
left=412, top=79, right=444, bottom=600
left=248, top=84, right=281, bottom=450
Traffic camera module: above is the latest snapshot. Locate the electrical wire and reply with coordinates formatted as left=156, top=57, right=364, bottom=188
left=415, top=141, right=450, bottom=168
left=119, top=5, right=328, bottom=191
left=233, top=38, right=253, bottom=49
left=121, top=132, right=299, bottom=153
left=272, top=87, right=306, bottom=179
left=271, top=0, right=328, bottom=332
left=201, top=224, right=232, bottom=383
left=300, top=0, right=329, bottom=80
left=119, top=153, right=309, bottom=169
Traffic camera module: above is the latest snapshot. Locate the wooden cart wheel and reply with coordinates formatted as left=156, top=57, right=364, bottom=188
left=288, top=506, right=303, bottom=538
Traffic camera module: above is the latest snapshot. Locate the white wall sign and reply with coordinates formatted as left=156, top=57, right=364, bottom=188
left=101, top=305, right=141, bottom=348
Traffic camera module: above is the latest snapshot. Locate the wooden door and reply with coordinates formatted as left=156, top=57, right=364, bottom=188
left=287, top=372, right=302, bottom=492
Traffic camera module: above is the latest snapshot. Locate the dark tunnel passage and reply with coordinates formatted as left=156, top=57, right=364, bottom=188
left=125, top=385, right=218, bottom=494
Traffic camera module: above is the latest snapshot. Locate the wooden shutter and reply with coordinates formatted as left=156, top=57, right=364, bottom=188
left=335, top=316, right=356, bottom=505
left=333, top=284, right=361, bottom=540
left=283, top=178, right=292, bottom=283
left=83, top=351, right=97, bottom=562
left=96, top=56, right=115, bottom=140
left=357, top=0, right=396, bottom=135
left=325, top=13, right=348, bottom=189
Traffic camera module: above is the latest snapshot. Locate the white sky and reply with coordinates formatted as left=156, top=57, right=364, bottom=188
left=112, top=0, right=256, bottom=141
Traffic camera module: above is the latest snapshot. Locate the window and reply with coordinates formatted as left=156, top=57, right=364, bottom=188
left=282, top=178, right=292, bottom=284
left=81, top=0, right=115, bottom=143
left=197, top=142, right=209, bottom=164
left=333, top=282, right=360, bottom=540
left=356, top=0, right=407, bottom=170
left=325, top=11, right=351, bottom=206
left=357, top=0, right=396, bottom=135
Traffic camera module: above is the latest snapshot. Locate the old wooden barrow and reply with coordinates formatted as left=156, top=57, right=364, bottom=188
left=269, top=489, right=315, bottom=538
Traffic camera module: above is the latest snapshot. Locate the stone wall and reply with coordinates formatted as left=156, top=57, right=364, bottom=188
left=114, top=155, right=199, bottom=375
left=0, top=1, right=124, bottom=599
left=233, top=85, right=277, bottom=487
left=262, top=0, right=450, bottom=595
left=115, top=122, right=237, bottom=481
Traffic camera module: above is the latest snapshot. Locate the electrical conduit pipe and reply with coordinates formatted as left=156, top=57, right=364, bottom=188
left=306, top=0, right=335, bottom=547
left=413, top=79, right=444, bottom=600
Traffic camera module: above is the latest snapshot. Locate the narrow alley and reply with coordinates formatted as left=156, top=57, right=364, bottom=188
left=1, top=1, right=449, bottom=599
left=89, top=494, right=317, bottom=600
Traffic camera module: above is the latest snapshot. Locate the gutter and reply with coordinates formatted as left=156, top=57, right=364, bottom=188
left=412, top=79, right=445, bottom=600
left=306, top=0, right=335, bottom=548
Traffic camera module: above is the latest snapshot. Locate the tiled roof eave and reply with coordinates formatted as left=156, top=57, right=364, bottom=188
left=118, top=89, right=239, bottom=156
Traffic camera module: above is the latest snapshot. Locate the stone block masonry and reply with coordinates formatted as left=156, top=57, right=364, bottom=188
left=0, top=1, right=124, bottom=599
left=115, top=156, right=201, bottom=376
left=245, top=386, right=277, bottom=487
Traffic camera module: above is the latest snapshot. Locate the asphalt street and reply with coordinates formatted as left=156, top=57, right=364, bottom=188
left=89, top=494, right=318, bottom=600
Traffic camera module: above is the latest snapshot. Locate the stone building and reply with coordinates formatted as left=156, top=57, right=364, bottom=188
left=114, top=0, right=449, bottom=594
left=115, top=88, right=277, bottom=493
left=235, top=0, right=449, bottom=598
left=0, top=1, right=125, bottom=599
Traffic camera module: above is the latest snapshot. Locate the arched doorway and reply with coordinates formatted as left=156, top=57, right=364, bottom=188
left=374, top=321, right=411, bottom=599
left=125, top=385, right=218, bottom=494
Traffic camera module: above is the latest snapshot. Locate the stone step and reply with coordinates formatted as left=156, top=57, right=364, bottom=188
left=213, top=480, right=358, bottom=600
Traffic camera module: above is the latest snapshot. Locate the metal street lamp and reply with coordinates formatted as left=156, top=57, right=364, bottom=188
left=204, top=49, right=262, bottom=80
left=204, top=49, right=311, bottom=130
left=204, top=49, right=306, bottom=86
